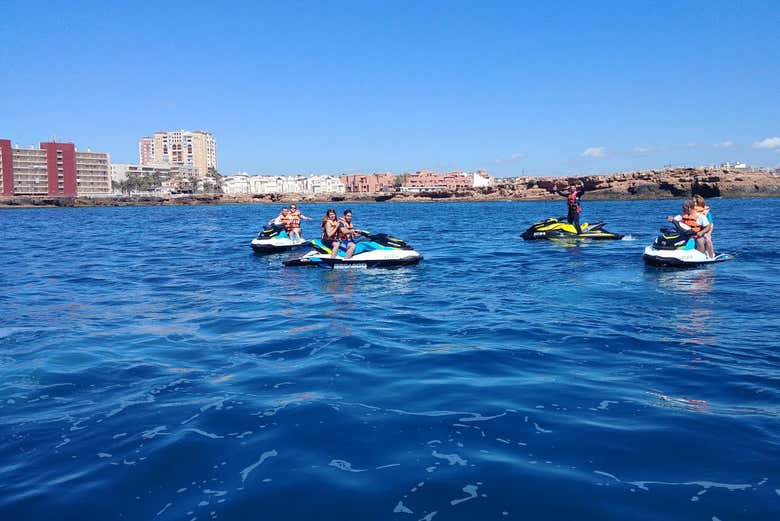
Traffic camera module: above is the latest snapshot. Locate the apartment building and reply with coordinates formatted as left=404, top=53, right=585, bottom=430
left=222, top=174, right=346, bottom=195
left=111, top=163, right=198, bottom=183
left=340, top=173, right=396, bottom=193
left=400, top=170, right=493, bottom=192
left=139, top=136, right=154, bottom=165
left=0, top=139, right=111, bottom=196
left=149, top=130, right=217, bottom=177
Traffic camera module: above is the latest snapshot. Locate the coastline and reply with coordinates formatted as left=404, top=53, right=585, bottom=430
left=2, top=167, right=779, bottom=209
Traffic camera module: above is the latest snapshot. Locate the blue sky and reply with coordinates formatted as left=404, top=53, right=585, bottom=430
left=1, top=0, right=778, bottom=176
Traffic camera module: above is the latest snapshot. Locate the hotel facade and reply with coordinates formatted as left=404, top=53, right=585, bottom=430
left=142, top=130, right=217, bottom=177
left=0, top=139, right=111, bottom=196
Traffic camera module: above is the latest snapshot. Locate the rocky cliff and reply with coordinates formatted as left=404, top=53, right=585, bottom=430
left=386, top=167, right=780, bottom=202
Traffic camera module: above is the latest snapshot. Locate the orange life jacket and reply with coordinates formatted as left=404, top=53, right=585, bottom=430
left=681, top=211, right=702, bottom=234
left=694, top=204, right=709, bottom=216
left=337, top=219, right=355, bottom=241
left=567, top=191, right=581, bottom=213
left=289, top=210, right=301, bottom=228
left=280, top=213, right=293, bottom=231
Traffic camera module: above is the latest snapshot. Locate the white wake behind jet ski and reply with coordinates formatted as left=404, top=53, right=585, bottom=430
left=643, top=223, right=732, bottom=267
left=283, top=233, right=423, bottom=268
left=250, top=225, right=308, bottom=254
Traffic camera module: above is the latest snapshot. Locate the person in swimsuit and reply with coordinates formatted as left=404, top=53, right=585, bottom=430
left=693, top=195, right=715, bottom=258
left=320, top=208, right=342, bottom=258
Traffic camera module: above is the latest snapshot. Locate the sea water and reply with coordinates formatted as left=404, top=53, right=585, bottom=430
left=1, top=199, right=778, bottom=520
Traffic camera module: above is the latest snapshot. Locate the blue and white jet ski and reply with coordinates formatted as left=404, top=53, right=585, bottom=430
left=250, top=225, right=308, bottom=254
left=283, top=233, right=423, bottom=268
left=643, top=224, right=732, bottom=267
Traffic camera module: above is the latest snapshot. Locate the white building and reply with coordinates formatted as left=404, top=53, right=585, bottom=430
left=221, top=174, right=347, bottom=195
left=472, top=170, right=494, bottom=188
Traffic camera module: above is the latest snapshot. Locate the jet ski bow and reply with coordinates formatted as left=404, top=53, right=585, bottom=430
left=283, top=233, right=423, bottom=268
left=521, top=217, right=623, bottom=240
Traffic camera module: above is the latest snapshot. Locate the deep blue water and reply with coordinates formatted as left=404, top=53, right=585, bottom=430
left=1, top=199, right=779, bottom=520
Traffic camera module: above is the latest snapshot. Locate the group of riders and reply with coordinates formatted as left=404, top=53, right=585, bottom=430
left=267, top=189, right=717, bottom=259
left=667, top=194, right=716, bottom=258
left=563, top=185, right=716, bottom=257
left=268, top=206, right=367, bottom=259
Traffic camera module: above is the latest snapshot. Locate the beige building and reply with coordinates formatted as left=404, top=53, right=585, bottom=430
left=0, top=139, right=110, bottom=196
left=150, top=130, right=217, bottom=177
left=76, top=151, right=112, bottom=194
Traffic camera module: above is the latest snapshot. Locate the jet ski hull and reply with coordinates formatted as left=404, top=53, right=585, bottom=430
left=283, top=252, right=423, bottom=268
left=522, top=217, right=622, bottom=240
left=251, top=238, right=308, bottom=254
left=643, top=246, right=732, bottom=268
left=284, top=234, right=423, bottom=268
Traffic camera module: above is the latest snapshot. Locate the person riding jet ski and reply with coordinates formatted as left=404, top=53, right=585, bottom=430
left=643, top=199, right=731, bottom=267
left=284, top=209, right=422, bottom=268
left=564, top=185, right=586, bottom=234
left=250, top=207, right=307, bottom=253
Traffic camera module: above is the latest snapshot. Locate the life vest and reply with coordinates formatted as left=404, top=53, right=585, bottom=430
left=289, top=210, right=301, bottom=228
left=681, top=211, right=702, bottom=234
left=567, top=191, right=581, bottom=213
left=280, top=213, right=293, bottom=231
left=337, top=219, right=355, bottom=241
left=694, top=204, right=710, bottom=216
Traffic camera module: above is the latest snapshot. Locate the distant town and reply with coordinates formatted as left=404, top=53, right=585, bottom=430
left=1, top=131, right=778, bottom=201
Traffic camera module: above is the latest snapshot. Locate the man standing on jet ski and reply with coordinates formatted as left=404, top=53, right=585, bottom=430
left=560, top=185, right=585, bottom=234
left=338, top=209, right=369, bottom=259
left=667, top=199, right=712, bottom=256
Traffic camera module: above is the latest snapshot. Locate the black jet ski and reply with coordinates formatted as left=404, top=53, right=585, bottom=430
left=250, top=225, right=308, bottom=253
left=283, top=233, right=423, bottom=268
left=643, top=225, right=732, bottom=267
left=522, top=217, right=623, bottom=240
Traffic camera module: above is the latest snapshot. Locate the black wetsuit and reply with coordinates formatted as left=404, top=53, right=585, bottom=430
left=568, top=206, right=582, bottom=234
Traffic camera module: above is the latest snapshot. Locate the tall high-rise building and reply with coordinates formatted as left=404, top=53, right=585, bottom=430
left=149, top=130, right=217, bottom=177
left=139, top=136, right=154, bottom=165
left=0, top=139, right=111, bottom=196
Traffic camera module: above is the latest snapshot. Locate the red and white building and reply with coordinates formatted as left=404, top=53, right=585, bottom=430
left=139, top=136, right=154, bottom=165
left=340, top=173, right=396, bottom=193
left=0, top=139, right=111, bottom=196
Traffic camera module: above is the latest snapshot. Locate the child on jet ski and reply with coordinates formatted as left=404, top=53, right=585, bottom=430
left=693, top=195, right=716, bottom=258
left=667, top=199, right=713, bottom=257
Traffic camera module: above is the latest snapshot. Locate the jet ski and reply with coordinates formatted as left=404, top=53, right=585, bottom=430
left=643, top=225, right=732, bottom=267
left=521, top=217, right=623, bottom=240
left=250, top=225, right=308, bottom=253
left=283, top=233, right=423, bottom=268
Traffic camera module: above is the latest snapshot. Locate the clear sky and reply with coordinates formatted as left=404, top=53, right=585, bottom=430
left=1, top=0, right=778, bottom=177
